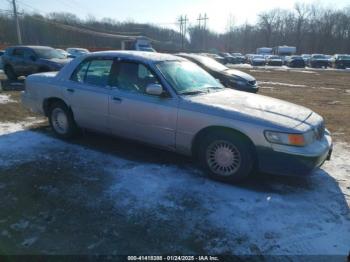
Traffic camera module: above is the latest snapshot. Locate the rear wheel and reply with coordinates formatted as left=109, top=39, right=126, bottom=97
left=4, top=65, right=17, bottom=81
left=48, top=101, right=78, bottom=139
left=197, top=130, right=255, bottom=182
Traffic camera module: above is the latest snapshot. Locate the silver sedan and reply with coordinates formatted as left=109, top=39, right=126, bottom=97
left=22, top=51, right=333, bottom=182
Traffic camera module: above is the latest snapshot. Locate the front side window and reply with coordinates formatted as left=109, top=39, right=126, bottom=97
left=13, top=49, right=24, bottom=57
left=157, top=61, right=223, bottom=94
left=71, top=59, right=113, bottom=87
left=112, top=62, right=159, bottom=94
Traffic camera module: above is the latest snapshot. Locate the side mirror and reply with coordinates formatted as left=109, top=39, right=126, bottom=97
left=146, top=84, right=163, bottom=96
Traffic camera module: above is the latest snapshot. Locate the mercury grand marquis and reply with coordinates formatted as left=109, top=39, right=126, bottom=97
left=22, top=51, right=333, bottom=182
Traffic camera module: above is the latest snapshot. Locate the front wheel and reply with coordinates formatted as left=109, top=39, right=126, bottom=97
left=49, top=101, right=78, bottom=139
left=198, top=131, right=255, bottom=182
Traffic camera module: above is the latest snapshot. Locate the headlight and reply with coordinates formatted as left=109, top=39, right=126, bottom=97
left=264, top=131, right=305, bottom=147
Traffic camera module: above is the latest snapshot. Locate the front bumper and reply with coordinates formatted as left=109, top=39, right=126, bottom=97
left=257, top=131, right=333, bottom=176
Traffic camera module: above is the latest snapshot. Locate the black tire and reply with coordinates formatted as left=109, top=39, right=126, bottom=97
left=48, top=101, right=78, bottom=139
left=197, top=130, right=255, bottom=183
left=4, top=65, right=17, bottom=81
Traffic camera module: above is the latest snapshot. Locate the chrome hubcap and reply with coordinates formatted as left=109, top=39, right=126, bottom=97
left=206, top=140, right=241, bottom=177
left=52, top=108, right=68, bottom=134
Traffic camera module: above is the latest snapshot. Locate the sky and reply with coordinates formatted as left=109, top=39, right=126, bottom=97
left=1, top=0, right=349, bottom=33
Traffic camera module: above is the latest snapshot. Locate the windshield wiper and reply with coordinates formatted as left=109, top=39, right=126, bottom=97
left=180, top=90, right=209, bottom=95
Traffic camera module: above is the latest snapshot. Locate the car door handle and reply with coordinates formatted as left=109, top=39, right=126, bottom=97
left=66, top=88, right=75, bottom=93
left=112, top=96, right=122, bottom=103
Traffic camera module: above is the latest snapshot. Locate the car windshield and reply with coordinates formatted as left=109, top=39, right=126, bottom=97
left=157, top=61, right=224, bottom=95
left=339, top=55, right=350, bottom=60
left=269, top=56, right=280, bottom=59
left=192, top=55, right=228, bottom=72
left=291, top=56, right=302, bottom=59
left=254, top=55, right=264, bottom=59
left=34, top=48, right=65, bottom=59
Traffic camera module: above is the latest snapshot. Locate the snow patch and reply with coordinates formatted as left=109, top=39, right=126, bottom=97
left=0, top=94, right=16, bottom=104
left=0, top=117, right=45, bottom=136
left=0, top=120, right=349, bottom=255
left=258, top=81, right=307, bottom=88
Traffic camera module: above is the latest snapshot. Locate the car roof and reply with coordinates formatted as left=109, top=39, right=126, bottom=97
left=6, top=45, right=53, bottom=50
left=88, top=51, right=186, bottom=63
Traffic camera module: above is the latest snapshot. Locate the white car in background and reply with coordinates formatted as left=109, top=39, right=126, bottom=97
left=66, top=48, right=90, bottom=58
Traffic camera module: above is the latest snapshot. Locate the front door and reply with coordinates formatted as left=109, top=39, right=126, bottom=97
left=108, top=60, right=178, bottom=149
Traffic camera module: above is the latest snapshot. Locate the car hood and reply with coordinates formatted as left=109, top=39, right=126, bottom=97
left=181, top=89, right=313, bottom=130
left=222, top=69, right=255, bottom=81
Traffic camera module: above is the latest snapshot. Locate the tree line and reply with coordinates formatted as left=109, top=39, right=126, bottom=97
left=0, top=3, right=349, bottom=54
left=188, top=3, right=350, bottom=54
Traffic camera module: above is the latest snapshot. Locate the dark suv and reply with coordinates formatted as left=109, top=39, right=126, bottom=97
left=2, top=46, right=71, bottom=80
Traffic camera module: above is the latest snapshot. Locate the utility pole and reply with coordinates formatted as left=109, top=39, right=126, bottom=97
left=12, top=0, right=22, bottom=44
left=178, top=15, right=188, bottom=50
left=203, top=13, right=209, bottom=51
left=197, top=13, right=209, bottom=51
left=197, top=14, right=202, bottom=29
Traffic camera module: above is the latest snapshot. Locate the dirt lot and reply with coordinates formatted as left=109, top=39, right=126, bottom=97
left=0, top=69, right=349, bottom=257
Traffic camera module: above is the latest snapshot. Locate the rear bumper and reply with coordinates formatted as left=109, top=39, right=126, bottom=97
left=21, top=91, right=43, bottom=114
left=288, top=61, right=305, bottom=68
left=267, top=61, right=283, bottom=66
left=257, top=131, right=333, bottom=176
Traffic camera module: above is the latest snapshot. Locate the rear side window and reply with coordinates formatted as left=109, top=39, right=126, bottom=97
left=71, top=59, right=113, bottom=87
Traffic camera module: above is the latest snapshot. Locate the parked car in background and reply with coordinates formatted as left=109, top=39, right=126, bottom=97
left=22, top=51, right=332, bottom=182
left=219, top=52, right=235, bottom=64
left=325, top=55, right=332, bottom=67
left=245, top=54, right=255, bottom=64
left=66, top=48, right=89, bottom=58
left=265, top=55, right=283, bottom=66
left=205, top=53, right=226, bottom=64
left=231, top=53, right=246, bottom=64
left=250, top=55, right=266, bottom=66
left=308, top=54, right=329, bottom=68
left=176, top=53, right=258, bottom=93
left=301, top=54, right=311, bottom=64
left=56, top=48, right=70, bottom=58
left=2, top=45, right=71, bottom=80
left=285, top=55, right=306, bottom=68
left=331, top=54, right=350, bottom=69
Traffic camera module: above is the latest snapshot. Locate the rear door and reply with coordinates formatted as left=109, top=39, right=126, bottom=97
left=64, top=57, right=113, bottom=132
left=22, top=48, right=38, bottom=75
left=11, top=48, right=26, bottom=75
